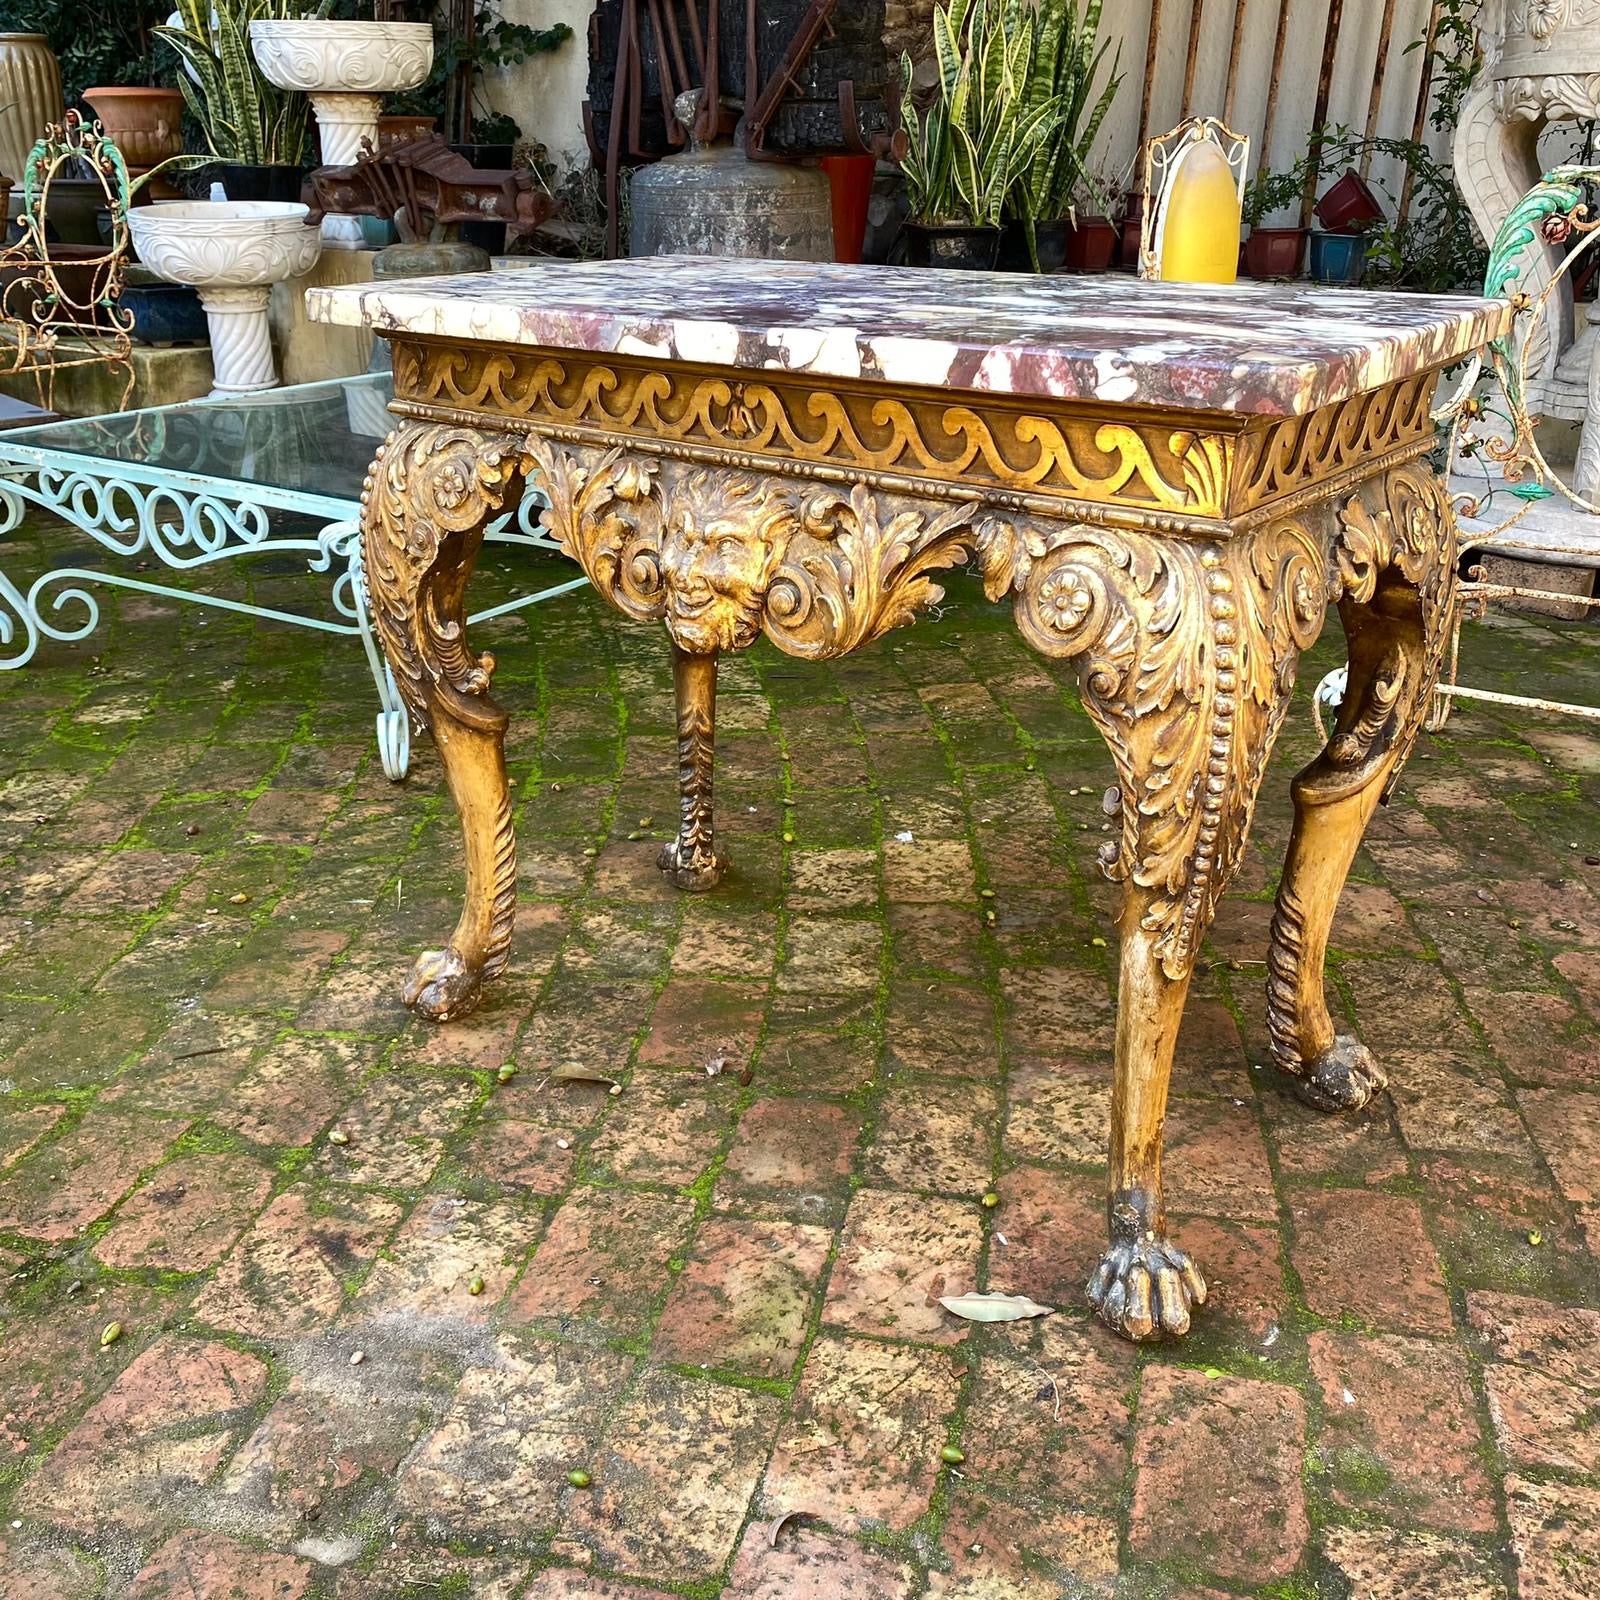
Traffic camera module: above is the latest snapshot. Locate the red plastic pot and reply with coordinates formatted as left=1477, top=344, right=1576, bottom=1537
left=822, top=154, right=875, bottom=265
left=1242, top=226, right=1307, bottom=278
left=1314, top=169, right=1383, bottom=235
left=1064, top=216, right=1119, bottom=273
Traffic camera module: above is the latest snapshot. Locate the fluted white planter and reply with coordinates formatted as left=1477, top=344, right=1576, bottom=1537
left=250, top=20, right=433, bottom=250
left=128, top=201, right=321, bottom=397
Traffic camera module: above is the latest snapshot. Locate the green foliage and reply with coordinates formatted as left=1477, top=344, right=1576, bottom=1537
left=386, top=3, right=573, bottom=147
left=3, top=0, right=169, bottom=108
left=1316, top=125, right=1488, bottom=292
left=153, top=0, right=311, bottom=166
left=1240, top=160, right=1310, bottom=228
left=1405, top=0, right=1485, bottom=134
left=899, top=0, right=1062, bottom=229
left=1011, top=0, right=1122, bottom=226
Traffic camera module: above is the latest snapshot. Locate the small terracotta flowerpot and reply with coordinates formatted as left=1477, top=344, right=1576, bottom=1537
left=82, top=86, right=184, bottom=169
left=1242, top=226, right=1307, bottom=278
left=1314, top=169, right=1383, bottom=235
left=1064, top=216, right=1119, bottom=273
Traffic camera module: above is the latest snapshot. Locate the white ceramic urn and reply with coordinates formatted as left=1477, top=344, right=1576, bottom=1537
left=128, top=200, right=321, bottom=397
left=250, top=20, right=434, bottom=249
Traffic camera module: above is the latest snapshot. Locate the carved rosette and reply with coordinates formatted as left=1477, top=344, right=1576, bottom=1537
left=978, top=513, right=1328, bottom=981
left=526, top=434, right=982, bottom=662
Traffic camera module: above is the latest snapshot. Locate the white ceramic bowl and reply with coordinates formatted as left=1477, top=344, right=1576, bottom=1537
left=249, top=19, right=434, bottom=96
left=128, top=201, right=322, bottom=290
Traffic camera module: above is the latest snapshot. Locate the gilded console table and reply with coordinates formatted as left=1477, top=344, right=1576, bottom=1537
left=309, top=261, right=1507, bottom=1343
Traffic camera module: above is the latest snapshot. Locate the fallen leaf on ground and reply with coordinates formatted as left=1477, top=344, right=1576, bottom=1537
left=550, top=1062, right=619, bottom=1089
left=939, top=1291, right=1053, bottom=1323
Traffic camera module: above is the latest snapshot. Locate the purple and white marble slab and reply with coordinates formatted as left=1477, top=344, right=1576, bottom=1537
left=307, top=255, right=1512, bottom=418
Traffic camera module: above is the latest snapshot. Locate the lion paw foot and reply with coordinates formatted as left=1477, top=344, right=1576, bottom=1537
left=403, top=947, right=484, bottom=1022
left=657, top=840, right=729, bottom=893
left=1292, top=1035, right=1387, bottom=1112
left=1087, top=1236, right=1207, bottom=1341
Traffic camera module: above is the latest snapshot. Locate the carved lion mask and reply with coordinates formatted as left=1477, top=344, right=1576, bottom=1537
left=658, top=469, right=798, bottom=653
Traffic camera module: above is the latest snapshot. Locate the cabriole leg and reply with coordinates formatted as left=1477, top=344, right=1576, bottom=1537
left=1268, top=470, right=1455, bottom=1110
left=658, top=643, right=729, bottom=891
left=1002, top=519, right=1324, bottom=1339
left=360, top=421, right=532, bottom=1021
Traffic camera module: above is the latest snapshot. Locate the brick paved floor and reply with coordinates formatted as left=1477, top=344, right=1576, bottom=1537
left=1, top=514, right=1599, bottom=1598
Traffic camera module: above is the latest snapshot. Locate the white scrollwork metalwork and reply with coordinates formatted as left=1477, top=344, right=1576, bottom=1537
left=1, top=451, right=577, bottom=781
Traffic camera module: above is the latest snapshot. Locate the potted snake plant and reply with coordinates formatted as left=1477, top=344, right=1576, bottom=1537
left=156, top=0, right=311, bottom=203
left=1000, top=0, right=1122, bottom=273
left=898, top=0, right=1059, bottom=271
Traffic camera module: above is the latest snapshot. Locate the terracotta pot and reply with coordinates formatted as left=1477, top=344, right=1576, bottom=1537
left=82, top=87, right=184, bottom=169
left=0, top=34, right=65, bottom=191
left=1314, top=168, right=1383, bottom=235
left=1242, top=226, right=1307, bottom=278
left=378, top=114, right=436, bottom=150
left=1118, top=193, right=1144, bottom=270
left=1064, top=216, right=1119, bottom=273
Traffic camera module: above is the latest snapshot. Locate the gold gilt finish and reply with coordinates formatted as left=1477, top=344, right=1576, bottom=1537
left=363, top=334, right=1459, bottom=1345
left=388, top=339, right=1437, bottom=529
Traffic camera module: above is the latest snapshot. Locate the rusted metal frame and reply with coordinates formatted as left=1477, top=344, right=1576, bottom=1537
left=745, top=0, right=842, bottom=157
left=696, top=0, right=721, bottom=144
left=1398, top=0, right=1441, bottom=222
left=1359, top=0, right=1402, bottom=178
left=1223, top=0, right=1249, bottom=127
left=660, top=0, right=692, bottom=97
left=1137, top=0, right=1166, bottom=151
left=644, top=0, right=686, bottom=147
left=1180, top=0, right=1210, bottom=120
left=603, top=0, right=637, bottom=257
left=1300, top=0, right=1347, bottom=230
left=1258, top=0, right=1293, bottom=171
left=681, top=0, right=705, bottom=78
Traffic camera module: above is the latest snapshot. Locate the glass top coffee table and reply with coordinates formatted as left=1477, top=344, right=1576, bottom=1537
left=0, top=373, right=579, bottom=779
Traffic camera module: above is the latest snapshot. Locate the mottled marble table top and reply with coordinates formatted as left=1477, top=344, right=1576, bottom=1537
left=308, top=256, right=1510, bottom=418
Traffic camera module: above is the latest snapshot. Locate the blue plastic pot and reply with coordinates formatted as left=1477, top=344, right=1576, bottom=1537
left=1308, top=231, right=1368, bottom=286
left=120, top=281, right=208, bottom=345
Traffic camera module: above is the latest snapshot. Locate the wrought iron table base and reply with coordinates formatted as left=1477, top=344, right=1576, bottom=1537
left=0, top=389, right=582, bottom=781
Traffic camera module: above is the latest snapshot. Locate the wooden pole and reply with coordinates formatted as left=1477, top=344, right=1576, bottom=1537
left=1359, top=0, right=1401, bottom=177
left=1299, top=0, right=1346, bottom=229
left=1223, top=0, right=1249, bottom=127
left=1259, top=0, right=1292, bottom=170
left=1398, top=0, right=1442, bottom=221
left=1137, top=0, right=1165, bottom=150
left=1181, top=0, right=1209, bottom=120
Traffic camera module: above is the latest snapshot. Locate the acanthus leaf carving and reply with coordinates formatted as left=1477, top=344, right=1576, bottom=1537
left=528, top=434, right=982, bottom=662
left=989, top=515, right=1328, bottom=980
left=360, top=423, right=531, bottom=731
